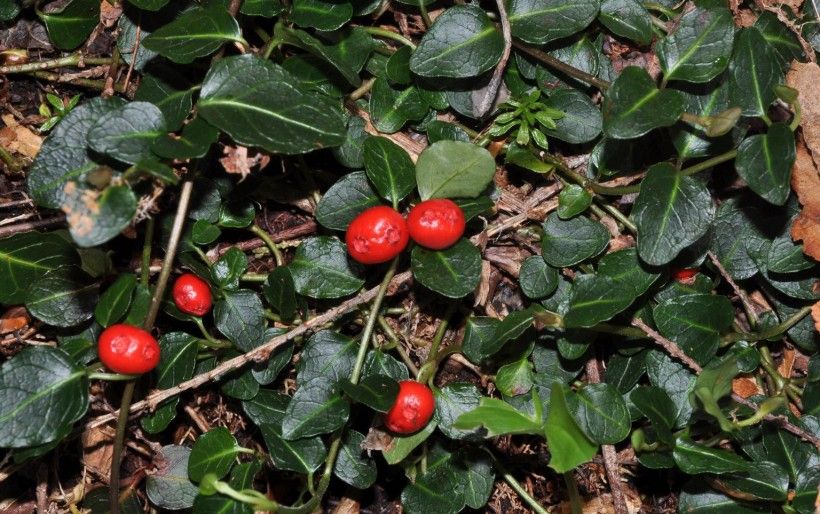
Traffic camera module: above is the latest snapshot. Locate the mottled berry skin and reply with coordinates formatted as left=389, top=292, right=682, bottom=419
left=172, top=273, right=213, bottom=316
left=345, top=206, right=409, bottom=264
left=385, top=380, right=435, bottom=434
left=672, top=268, right=698, bottom=282
left=407, top=199, right=465, bottom=250
left=98, top=324, right=160, bottom=374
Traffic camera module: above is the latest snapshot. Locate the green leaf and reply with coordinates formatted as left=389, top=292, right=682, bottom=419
left=276, top=27, right=372, bottom=87
left=755, top=11, right=804, bottom=68
left=263, top=268, right=297, bottom=322
left=26, top=266, right=98, bottom=328
left=728, top=27, right=783, bottom=117
left=142, top=332, right=199, bottom=433
left=598, top=0, right=652, bottom=45
left=496, top=357, right=535, bottom=397
left=386, top=46, right=413, bottom=85
left=541, top=213, right=609, bottom=267
left=567, top=383, right=630, bottom=445
left=242, top=390, right=289, bottom=426
left=410, top=5, right=503, bottom=78
left=315, top=171, right=381, bottom=231
left=152, top=117, right=219, bottom=160
left=482, top=306, right=538, bottom=357
left=0, top=231, right=79, bottom=304
left=0, top=346, right=88, bottom=447
left=61, top=184, right=137, bottom=248
left=602, top=66, right=685, bottom=139
left=509, top=0, right=600, bottom=45
left=127, top=0, right=168, bottom=9
left=340, top=374, right=398, bottom=412
left=646, top=350, right=695, bottom=427
left=38, top=0, right=98, bottom=50
left=411, top=239, right=482, bottom=298
left=282, top=376, right=350, bottom=439
left=632, top=163, right=715, bottom=266
left=117, top=13, right=158, bottom=72
left=188, top=427, right=242, bottom=482
left=767, top=233, right=814, bottom=273
left=211, top=247, right=247, bottom=290
left=145, top=445, right=198, bottom=510
left=416, top=141, right=496, bottom=200
left=505, top=143, right=555, bottom=173
left=461, top=317, right=501, bottom=363
left=671, top=82, right=733, bottom=159
left=426, top=120, right=471, bottom=144
left=0, top=0, right=20, bottom=21
left=260, top=423, right=326, bottom=473
left=86, top=101, right=165, bottom=164
left=368, top=79, right=429, bottom=134
left=454, top=397, right=543, bottom=437
left=694, top=356, right=738, bottom=404
left=241, top=0, right=285, bottom=16
left=673, top=438, right=750, bottom=475
left=382, top=421, right=437, bottom=464
left=677, top=480, right=769, bottom=513
left=597, top=247, right=661, bottom=298
left=657, top=5, right=734, bottom=83
left=544, top=88, right=603, bottom=144
left=714, top=460, right=789, bottom=502
left=545, top=383, right=598, bottom=472
left=192, top=460, right=262, bottom=514
left=94, top=273, right=136, bottom=327
left=362, top=350, right=409, bottom=381
left=519, top=255, right=559, bottom=299
left=362, top=136, right=416, bottom=204
left=434, top=383, right=483, bottom=440
left=735, top=123, right=795, bottom=206
left=291, top=0, right=352, bottom=31
left=251, top=328, right=291, bottom=385
left=605, top=348, right=647, bottom=394
left=198, top=55, right=346, bottom=154
left=563, top=274, right=635, bottom=328
left=289, top=236, right=365, bottom=299
left=191, top=220, right=221, bottom=245
left=28, top=97, right=125, bottom=209
left=630, top=386, right=676, bottom=445
left=222, top=364, right=260, bottom=400
left=333, top=116, right=367, bottom=168
left=333, top=429, right=377, bottom=489
left=214, top=289, right=265, bottom=352
left=654, top=294, right=734, bottom=365
left=134, top=68, right=195, bottom=131
left=298, top=330, right=358, bottom=384
left=142, top=6, right=242, bottom=64
left=557, top=184, right=593, bottom=220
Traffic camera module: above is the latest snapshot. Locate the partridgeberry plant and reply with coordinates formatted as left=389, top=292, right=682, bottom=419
left=0, top=0, right=819, bottom=511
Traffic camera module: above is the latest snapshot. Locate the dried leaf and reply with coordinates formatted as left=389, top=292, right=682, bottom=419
left=219, top=145, right=270, bottom=180
left=786, top=62, right=820, bottom=156
left=812, top=302, right=820, bottom=333
left=0, top=306, right=30, bottom=335
left=82, top=427, right=114, bottom=477
left=0, top=114, right=42, bottom=159
left=790, top=141, right=820, bottom=260
left=732, top=376, right=763, bottom=398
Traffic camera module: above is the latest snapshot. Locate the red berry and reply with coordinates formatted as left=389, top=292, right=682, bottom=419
left=345, top=206, right=409, bottom=264
left=172, top=273, right=213, bottom=316
left=672, top=268, right=698, bottom=282
left=98, top=324, right=160, bottom=374
left=385, top=380, right=435, bottom=434
left=407, top=199, right=465, bottom=250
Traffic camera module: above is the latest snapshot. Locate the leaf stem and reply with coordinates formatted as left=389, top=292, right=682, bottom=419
left=361, top=26, right=416, bottom=49
left=0, top=54, right=114, bottom=74
left=679, top=149, right=738, bottom=176
left=485, top=449, right=550, bottom=514
left=417, top=302, right=456, bottom=385
left=511, top=39, right=610, bottom=91
left=140, top=217, right=155, bottom=287
left=88, top=372, right=138, bottom=381
left=721, top=305, right=812, bottom=344
left=250, top=224, right=284, bottom=267
left=109, top=381, right=135, bottom=514
left=564, top=471, right=583, bottom=514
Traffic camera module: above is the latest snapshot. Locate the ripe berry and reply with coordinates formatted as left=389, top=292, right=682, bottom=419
left=672, top=268, right=698, bottom=282
left=407, top=199, right=465, bottom=250
left=98, top=324, right=160, bottom=374
left=172, top=273, right=213, bottom=316
left=346, top=206, right=409, bottom=264
left=385, top=380, right=435, bottom=434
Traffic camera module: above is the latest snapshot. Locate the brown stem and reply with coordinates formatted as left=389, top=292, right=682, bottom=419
left=0, top=216, right=65, bottom=239
left=511, top=39, right=610, bottom=91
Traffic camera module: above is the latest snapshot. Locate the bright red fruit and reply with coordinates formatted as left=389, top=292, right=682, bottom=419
left=98, top=324, right=160, bottom=374
left=172, top=273, right=213, bottom=316
left=385, top=380, right=435, bottom=434
left=672, top=268, right=698, bottom=282
left=345, top=206, right=409, bottom=264
left=407, top=199, right=465, bottom=250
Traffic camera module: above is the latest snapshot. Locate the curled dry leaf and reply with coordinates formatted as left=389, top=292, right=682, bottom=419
left=0, top=114, right=42, bottom=160
left=0, top=306, right=29, bottom=335
left=786, top=62, right=820, bottom=156
left=790, top=141, right=820, bottom=260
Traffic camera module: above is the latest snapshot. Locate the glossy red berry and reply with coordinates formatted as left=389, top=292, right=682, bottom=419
left=345, top=206, right=409, bottom=264
left=385, top=380, right=436, bottom=434
left=407, top=199, right=466, bottom=250
left=672, top=268, right=698, bottom=282
left=98, top=324, right=160, bottom=375
left=172, top=273, right=213, bottom=316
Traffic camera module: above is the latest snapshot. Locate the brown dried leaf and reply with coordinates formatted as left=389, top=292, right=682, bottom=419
left=219, top=145, right=270, bottom=180
left=0, top=114, right=42, bottom=159
left=790, top=141, right=820, bottom=259
left=0, top=306, right=29, bottom=334
left=82, top=427, right=114, bottom=478
left=786, top=62, right=820, bottom=156
left=732, top=376, right=763, bottom=398
left=331, top=497, right=360, bottom=514
left=812, top=302, right=820, bottom=333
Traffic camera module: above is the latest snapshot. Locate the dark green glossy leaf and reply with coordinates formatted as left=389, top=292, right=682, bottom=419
left=545, top=383, right=598, bottom=472
left=141, top=332, right=198, bottom=433
left=657, top=5, right=734, bottom=83
left=411, top=239, right=482, bottom=298
left=61, top=184, right=137, bottom=248
left=728, top=27, right=783, bottom=117
left=755, top=11, right=804, bottom=67
left=334, top=430, right=377, bottom=489
left=276, top=26, right=370, bottom=86
left=0, top=231, right=79, bottom=304
left=242, top=389, right=289, bottom=425
left=630, top=386, right=676, bottom=445
left=496, top=357, right=535, bottom=397
left=146, top=445, right=198, bottom=510
left=767, top=233, right=814, bottom=273
left=368, top=78, right=428, bottom=133
left=260, top=423, right=326, bottom=473
left=291, top=0, right=352, bottom=31
left=39, top=0, right=98, bottom=50
left=282, top=376, right=349, bottom=439
left=211, top=247, right=247, bottom=290
left=297, top=330, right=357, bottom=384
left=603, top=66, right=685, bottom=139
left=134, top=68, right=195, bottom=131
left=646, top=350, right=695, bottom=427
left=263, top=267, right=297, bottom=322
left=410, top=5, right=504, bottom=78
left=671, top=82, right=732, bottom=159
left=563, top=274, right=634, bottom=328
left=94, top=273, right=136, bottom=327
left=673, top=438, right=750, bottom=475
left=454, top=397, right=543, bottom=436
left=509, top=0, right=600, bottom=45
left=541, top=213, right=609, bottom=267
left=362, top=350, right=409, bottom=381
left=363, top=136, right=416, bottom=203
left=26, top=266, right=98, bottom=327
left=713, top=460, right=789, bottom=502
left=382, top=421, right=437, bottom=464
left=567, top=383, right=630, bottom=444
left=198, top=55, right=346, bottom=154
left=152, top=117, right=219, bottom=160
left=188, top=427, right=241, bottom=482
left=333, top=116, right=367, bottom=168
left=214, top=289, right=265, bottom=351
left=519, top=255, right=559, bottom=299
left=289, top=236, right=365, bottom=298
left=142, top=6, right=242, bottom=64
left=597, top=247, right=661, bottom=298
left=87, top=101, right=165, bottom=165
left=241, top=0, right=284, bottom=16
left=340, top=374, right=398, bottom=412
left=633, top=163, right=715, bottom=266
left=544, top=88, right=602, bottom=144
left=735, top=123, right=795, bottom=205
left=435, top=382, right=483, bottom=440
left=654, top=294, right=734, bottom=365
left=416, top=141, right=496, bottom=200
left=598, top=0, right=652, bottom=45
left=557, top=184, right=593, bottom=219
left=315, top=171, right=381, bottom=231
left=0, top=346, right=88, bottom=447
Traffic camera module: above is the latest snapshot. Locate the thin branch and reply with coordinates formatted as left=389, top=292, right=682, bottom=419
left=708, top=251, right=759, bottom=327
left=511, top=39, right=610, bottom=91
left=0, top=216, right=65, bottom=239
left=474, top=0, right=511, bottom=118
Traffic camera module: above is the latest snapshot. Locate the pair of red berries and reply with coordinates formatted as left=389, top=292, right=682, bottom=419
left=346, top=199, right=466, bottom=265
left=97, top=273, right=214, bottom=375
